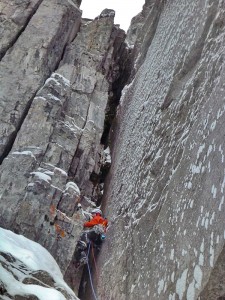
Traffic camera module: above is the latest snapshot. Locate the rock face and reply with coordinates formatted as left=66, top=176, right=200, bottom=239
left=0, top=0, right=81, bottom=161
left=0, top=0, right=127, bottom=295
left=1, top=0, right=225, bottom=299
left=0, top=0, right=43, bottom=59
left=126, top=0, right=165, bottom=79
left=94, top=1, right=225, bottom=300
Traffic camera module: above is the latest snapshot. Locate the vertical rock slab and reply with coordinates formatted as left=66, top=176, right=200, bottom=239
left=0, top=0, right=43, bottom=59
left=97, top=0, right=225, bottom=299
left=60, top=11, right=125, bottom=195
left=126, top=0, right=165, bottom=79
left=0, top=0, right=81, bottom=161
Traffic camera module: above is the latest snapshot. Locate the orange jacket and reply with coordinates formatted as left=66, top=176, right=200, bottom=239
left=84, top=214, right=108, bottom=228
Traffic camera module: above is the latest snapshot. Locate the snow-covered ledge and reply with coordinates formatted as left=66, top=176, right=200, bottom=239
left=0, top=228, right=79, bottom=300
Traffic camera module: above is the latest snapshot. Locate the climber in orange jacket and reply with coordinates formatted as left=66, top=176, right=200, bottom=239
left=74, top=208, right=108, bottom=267
left=83, top=209, right=108, bottom=230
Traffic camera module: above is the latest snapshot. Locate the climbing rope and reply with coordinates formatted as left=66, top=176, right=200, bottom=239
left=86, top=242, right=98, bottom=300
left=91, top=242, right=99, bottom=282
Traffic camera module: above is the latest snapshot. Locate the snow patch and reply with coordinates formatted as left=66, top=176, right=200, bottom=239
left=187, top=280, right=195, bottom=300
left=216, top=235, right=220, bottom=244
left=187, top=181, right=192, bottom=189
left=191, top=164, right=201, bottom=174
left=194, top=265, right=202, bottom=289
left=170, top=249, right=174, bottom=260
left=207, top=145, right=213, bottom=156
left=209, top=212, right=215, bottom=225
left=200, top=239, right=204, bottom=252
left=219, top=196, right=224, bottom=211
left=0, top=228, right=77, bottom=299
left=104, top=147, right=111, bottom=163
left=211, top=184, right=217, bottom=199
left=176, top=269, right=188, bottom=299
left=209, top=232, right=214, bottom=267
left=169, top=293, right=176, bottom=300
left=12, top=151, right=36, bottom=159
left=210, top=120, right=216, bottom=131
left=52, top=72, right=70, bottom=86
left=0, top=266, right=67, bottom=300
left=64, top=182, right=80, bottom=194
left=54, top=167, right=67, bottom=177
left=199, top=253, right=204, bottom=266
left=131, top=284, right=136, bottom=293
left=197, top=144, right=205, bottom=160
left=47, top=93, right=62, bottom=104
left=157, top=279, right=164, bottom=295
left=31, top=172, right=51, bottom=183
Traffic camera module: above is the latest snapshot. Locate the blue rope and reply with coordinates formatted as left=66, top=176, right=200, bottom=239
left=86, top=243, right=98, bottom=300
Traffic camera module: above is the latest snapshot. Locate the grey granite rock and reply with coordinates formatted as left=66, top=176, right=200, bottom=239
left=0, top=6, right=127, bottom=295
left=126, top=0, right=166, bottom=80
left=0, top=0, right=43, bottom=60
left=95, top=0, right=225, bottom=299
left=0, top=0, right=81, bottom=161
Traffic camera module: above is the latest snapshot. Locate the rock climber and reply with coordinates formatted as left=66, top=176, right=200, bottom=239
left=74, top=208, right=108, bottom=267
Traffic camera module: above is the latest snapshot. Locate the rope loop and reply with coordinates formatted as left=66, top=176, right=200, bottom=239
left=86, top=243, right=98, bottom=300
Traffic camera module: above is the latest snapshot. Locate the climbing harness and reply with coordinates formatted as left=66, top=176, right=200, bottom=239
left=86, top=242, right=99, bottom=300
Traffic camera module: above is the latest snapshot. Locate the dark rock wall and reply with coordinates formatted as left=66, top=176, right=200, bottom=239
left=95, top=0, right=225, bottom=299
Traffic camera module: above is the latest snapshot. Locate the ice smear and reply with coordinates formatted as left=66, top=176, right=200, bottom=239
left=0, top=266, right=66, bottom=300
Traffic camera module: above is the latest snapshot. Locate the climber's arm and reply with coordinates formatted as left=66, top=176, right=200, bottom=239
left=83, top=218, right=98, bottom=227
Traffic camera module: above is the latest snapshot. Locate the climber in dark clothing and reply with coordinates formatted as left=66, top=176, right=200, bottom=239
left=74, top=208, right=108, bottom=267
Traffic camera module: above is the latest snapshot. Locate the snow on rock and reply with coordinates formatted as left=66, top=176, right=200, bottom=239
left=12, top=151, right=36, bottom=159
left=104, top=147, right=111, bottom=164
left=64, top=182, right=80, bottom=195
left=0, top=227, right=79, bottom=300
left=52, top=73, right=70, bottom=86
left=30, top=171, right=52, bottom=183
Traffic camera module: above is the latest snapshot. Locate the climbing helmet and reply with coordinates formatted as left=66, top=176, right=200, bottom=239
left=91, top=208, right=102, bottom=215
